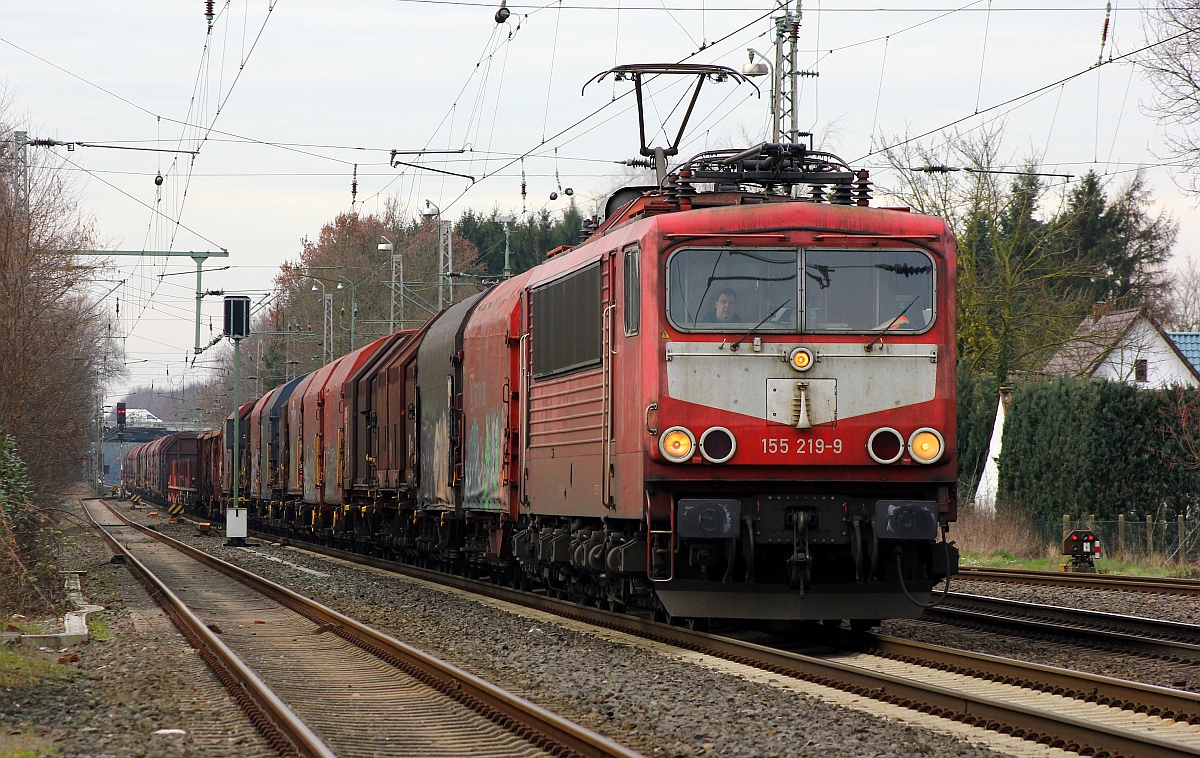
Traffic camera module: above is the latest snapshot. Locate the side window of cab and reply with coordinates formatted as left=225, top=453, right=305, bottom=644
left=624, top=244, right=640, bottom=336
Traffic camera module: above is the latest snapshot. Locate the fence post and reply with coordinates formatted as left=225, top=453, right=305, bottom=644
left=1180, top=515, right=1186, bottom=563
left=1148, top=514, right=1154, bottom=554
left=1063, top=514, right=1070, bottom=541
left=1118, top=514, right=1125, bottom=560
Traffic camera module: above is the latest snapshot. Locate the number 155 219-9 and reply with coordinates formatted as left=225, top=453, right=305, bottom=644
left=763, top=438, right=843, bottom=455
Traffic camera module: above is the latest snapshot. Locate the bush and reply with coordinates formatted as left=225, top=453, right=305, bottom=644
left=0, top=434, right=60, bottom=617
left=996, top=379, right=1200, bottom=520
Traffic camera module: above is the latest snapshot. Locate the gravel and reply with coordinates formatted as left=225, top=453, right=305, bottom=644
left=951, top=577, right=1200, bottom=625
left=0, top=494, right=276, bottom=758
left=117, top=511, right=1021, bottom=758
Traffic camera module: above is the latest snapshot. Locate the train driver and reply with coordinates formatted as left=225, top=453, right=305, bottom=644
left=703, top=288, right=744, bottom=325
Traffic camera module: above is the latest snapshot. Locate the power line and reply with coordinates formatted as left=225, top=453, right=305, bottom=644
left=852, top=24, right=1195, bottom=164
left=56, top=153, right=225, bottom=248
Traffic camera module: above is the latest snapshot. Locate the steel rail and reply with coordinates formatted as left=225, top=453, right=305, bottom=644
left=928, top=591, right=1200, bottom=661
left=860, top=632, right=1200, bottom=723
left=247, top=530, right=1200, bottom=758
left=79, top=499, right=336, bottom=758
left=960, top=566, right=1200, bottom=596
left=97, top=501, right=642, bottom=758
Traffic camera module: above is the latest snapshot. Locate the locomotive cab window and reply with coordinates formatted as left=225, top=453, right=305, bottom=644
left=667, top=248, right=798, bottom=332
left=531, top=262, right=603, bottom=378
left=667, top=246, right=935, bottom=334
left=803, top=248, right=935, bottom=333
left=624, top=245, right=640, bottom=336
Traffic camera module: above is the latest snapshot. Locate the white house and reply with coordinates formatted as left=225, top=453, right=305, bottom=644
left=1042, top=308, right=1200, bottom=388
left=973, top=307, right=1200, bottom=512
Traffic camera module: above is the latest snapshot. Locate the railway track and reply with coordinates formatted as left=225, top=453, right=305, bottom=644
left=960, top=567, right=1200, bottom=597
left=81, top=499, right=641, bottom=758
left=928, top=592, right=1200, bottom=662
left=219, top=525, right=1200, bottom=758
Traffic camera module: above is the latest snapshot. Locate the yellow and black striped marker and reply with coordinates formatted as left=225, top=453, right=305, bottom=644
left=168, top=502, right=184, bottom=516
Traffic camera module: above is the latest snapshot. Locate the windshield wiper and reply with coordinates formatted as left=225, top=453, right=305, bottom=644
left=865, top=295, right=920, bottom=352
left=730, top=300, right=791, bottom=351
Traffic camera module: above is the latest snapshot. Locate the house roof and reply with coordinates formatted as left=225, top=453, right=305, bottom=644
left=1168, top=332, right=1200, bottom=373
left=1043, top=307, right=1200, bottom=383
left=1043, top=307, right=1143, bottom=378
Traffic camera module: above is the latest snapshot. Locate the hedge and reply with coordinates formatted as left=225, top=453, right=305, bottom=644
left=995, top=379, right=1200, bottom=520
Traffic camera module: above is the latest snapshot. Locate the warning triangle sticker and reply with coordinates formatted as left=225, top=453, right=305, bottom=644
left=661, top=330, right=670, bottom=339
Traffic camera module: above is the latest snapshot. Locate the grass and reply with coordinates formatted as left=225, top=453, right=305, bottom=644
left=954, top=507, right=1200, bottom=577
left=0, top=645, right=73, bottom=688
left=86, top=616, right=111, bottom=641
left=0, top=733, right=55, bottom=758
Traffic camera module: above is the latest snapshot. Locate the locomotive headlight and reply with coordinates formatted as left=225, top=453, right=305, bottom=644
left=659, top=426, right=696, bottom=463
left=908, top=428, right=945, bottom=464
left=788, top=347, right=814, bottom=372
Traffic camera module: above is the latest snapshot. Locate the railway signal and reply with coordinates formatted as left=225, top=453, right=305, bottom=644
left=224, top=295, right=251, bottom=546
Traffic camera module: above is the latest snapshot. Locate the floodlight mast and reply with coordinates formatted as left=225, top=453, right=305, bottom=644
left=583, top=64, right=758, bottom=185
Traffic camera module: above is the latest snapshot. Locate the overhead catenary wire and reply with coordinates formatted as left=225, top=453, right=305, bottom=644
left=542, top=0, right=564, bottom=143
left=438, top=0, right=786, bottom=213
left=852, top=23, right=1194, bottom=165
left=974, top=0, right=992, bottom=113
left=870, top=36, right=890, bottom=149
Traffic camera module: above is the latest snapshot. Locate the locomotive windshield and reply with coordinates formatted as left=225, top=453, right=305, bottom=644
left=803, top=249, right=935, bottom=333
left=667, top=247, right=935, bottom=333
left=667, top=249, right=798, bottom=332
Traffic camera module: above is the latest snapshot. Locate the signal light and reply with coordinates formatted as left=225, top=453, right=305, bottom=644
left=789, top=347, right=814, bottom=372
left=868, top=427, right=904, bottom=464
left=699, top=427, right=736, bottom=463
left=116, top=402, right=126, bottom=431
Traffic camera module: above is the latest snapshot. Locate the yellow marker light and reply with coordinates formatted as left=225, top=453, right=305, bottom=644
left=789, top=347, right=814, bottom=372
left=659, top=426, right=696, bottom=463
left=908, top=428, right=944, bottom=464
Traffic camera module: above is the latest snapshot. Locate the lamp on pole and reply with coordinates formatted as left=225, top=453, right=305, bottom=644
left=742, top=49, right=776, bottom=141
left=337, top=276, right=358, bottom=350
left=423, top=201, right=451, bottom=310
left=310, top=278, right=333, bottom=363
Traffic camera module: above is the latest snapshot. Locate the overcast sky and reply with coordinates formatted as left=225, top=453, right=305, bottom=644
left=2, top=1, right=1191, bottom=401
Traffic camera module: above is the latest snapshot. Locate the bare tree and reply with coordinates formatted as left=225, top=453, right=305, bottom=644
left=1140, top=1, right=1200, bottom=191
left=1161, top=255, right=1200, bottom=331
left=0, top=112, right=122, bottom=492
left=0, top=103, right=121, bottom=615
